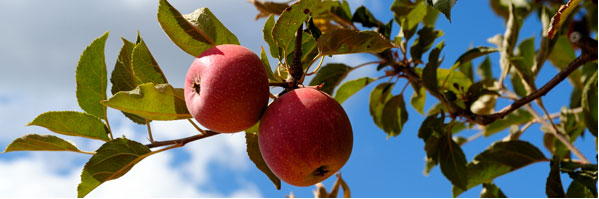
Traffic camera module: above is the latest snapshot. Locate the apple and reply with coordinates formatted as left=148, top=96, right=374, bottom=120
left=184, top=44, right=269, bottom=133
left=258, top=88, right=353, bottom=186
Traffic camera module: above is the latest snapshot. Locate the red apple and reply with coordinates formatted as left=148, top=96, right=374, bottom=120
left=184, top=44, right=269, bottom=133
left=258, top=88, right=353, bottom=186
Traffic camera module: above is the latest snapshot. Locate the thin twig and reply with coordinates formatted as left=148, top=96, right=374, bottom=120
left=104, top=113, right=114, bottom=140
left=187, top=119, right=205, bottom=135
left=146, top=121, right=154, bottom=143
left=145, top=130, right=219, bottom=148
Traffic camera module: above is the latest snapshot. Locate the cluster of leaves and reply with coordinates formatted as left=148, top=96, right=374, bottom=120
left=2, top=0, right=597, bottom=198
left=252, top=0, right=598, bottom=197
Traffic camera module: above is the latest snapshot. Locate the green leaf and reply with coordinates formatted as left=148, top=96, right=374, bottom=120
left=510, top=70, right=528, bottom=97
left=489, top=0, right=531, bottom=21
left=546, top=157, right=566, bottom=198
left=334, top=77, right=374, bottom=104
left=567, top=180, right=595, bottom=198
left=110, top=38, right=149, bottom=125
left=249, top=0, right=289, bottom=20
left=101, top=83, right=191, bottom=121
left=439, top=135, right=468, bottom=190
left=483, top=109, right=533, bottom=137
left=511, top=37, right=535, bottom=87
left=481, top=183, right=507, bottom=198
left=309, top=63, right=351, bottom=95
left=381, top=95, right=409, bottom=137
left=317, top=29, right=394, bottom=56
left=245, top=132, right=281, bottom=190
left=272, top=0, right=319, bottom=53
left=547, top=0, right=583, bottom=38
left=410, top=84, right=426, bottom=114
left=260, top=47, right=278, bottom=83
left=423, top=5, right=440, bottom=26
left=549, top=35, right=583, bottom=89
left=458, top=61, right=474, bottom=82
left=410, top=26, right=444, bottom=62
left=454, top=46, right=499, bottom=65
left=437, top=68, right=472, bottom=94
left=351, top=6, right=384, bottom=28
left=77, top=138, right=152, bottom=197
left=427, top=0, right=457, bottom=22
left=453, top=140, right=547, bottom=197
left=422, top=41, right=445, bottom=93
left=477, top=56, right=493, bottom=81
left=582, top=71, right=598, bottom=136
left=111, top=37, right=137, bottom=94
left=4, top=134, right=84, bottom=153
left=28, top=111, right=109, bottom=141
left=369, top=83, right=394, bottom=129
left=157, top=0, right=239, bottom=57
left=76, top=32, right=109, bottom=119
left=132, top=39, right=168, bottom=84
left=263, top=15, right=281, bottom=59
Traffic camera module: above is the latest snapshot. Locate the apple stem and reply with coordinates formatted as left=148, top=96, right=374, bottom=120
left=146, top=121, right=154, bottom=143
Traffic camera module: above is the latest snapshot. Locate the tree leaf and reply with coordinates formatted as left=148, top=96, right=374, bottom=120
left=369, top=83, right=394, bottom=129
left=410, top=84, right=426, bottom=114
left=581, top=71, right=598, bottom=136
left=483, top=109, right=533, bottom=137
left=77, top=138, right=152, bottom=197
left=76, top=32, right=109, bottom=119
left=481, top=183, right=507, bottom=198
left=351, top=6, right=384, bottom=28
left=453, top=140, right=548, bottom=197
left=548, top=35, right=583, bottom=89
left=111, top=37, right=137, bottom=94
left=567, top=180, right=595, bottom=198
left=263, top=14, right=281, bottom=59
left=4, top=134, right=84, bottom=153
left=546, top=157, right=566, bottom=197
left=110, top=37, right=148, bottom=125
left=28, top=111, right=109, bottom=141
left=245, top=132, right=281, bottom=190
left=547, top=0, right=584, bottom=39
left=410, top=26, right=444, bottom=62
left=260, top=46, right=278, bottom=83
left=427, top=0, right=457, bottom=22
left=334, top=77, right=374, bottom=104
left=309, top=63, right=351, bottom=95
left=157, top=0, right=239, bottom=57
left=422, top=41, right=445, bottom=94
left=458, top=61, right=474, bottom=82
left=477, top=56, right=493, bottom=81
left=439, top=135, right=468, bottom=190
left=101, top=83, right=191, bottom=121
left=317, top=29, right=394, bottom=56
left=382, top=95, right=409, bottom=137
left=131, top=39, right=168, bottom=84
left=272, top=0, right=319, bottom=53
left=511, top=37, right=535, bottom=87
left=249, top=0, right=289, bottom=20
left=454, top=46, right=499, bottom=65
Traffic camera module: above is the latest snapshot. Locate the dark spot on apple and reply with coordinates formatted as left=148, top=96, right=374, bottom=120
left=192, top=77, right=201, bottom=94
left=312, top=165, right=329, bottom=177
left=366, top=45, right=370, bottom=48
left=285, top=7, right=292, bottom=11
left=304, top=9, right=310, bottom=14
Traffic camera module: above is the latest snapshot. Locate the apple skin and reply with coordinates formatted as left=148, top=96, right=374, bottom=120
left=184, top=44, right=269, bottom=133
left=258, top=88, right=353, bottom=186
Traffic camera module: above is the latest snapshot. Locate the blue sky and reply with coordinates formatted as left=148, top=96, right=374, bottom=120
left=0, top=0, right=596, bottom=198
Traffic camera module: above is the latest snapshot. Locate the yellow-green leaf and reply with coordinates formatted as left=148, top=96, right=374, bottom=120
left=4, top=134, right=86, bottom=154
left=245, top=132, right=281, bottom=190
left=77, top=138, right=152, bottom=197
left=157, top=0, right=239, bottom=57
left=272, top=0, right=319, bottom=54
left=76, top=32, right=109, bottom=119
left=132, top=39, right=168, bottom=84
left=101, top=83, right=191, bottom=121
left=334, top=77, right=374, bottom=104
left=28, top=111, right=110, bottom=141
left=317, top=29, right=394, bottom=56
